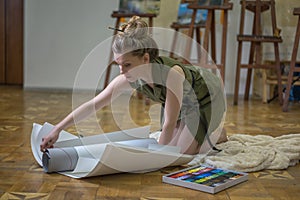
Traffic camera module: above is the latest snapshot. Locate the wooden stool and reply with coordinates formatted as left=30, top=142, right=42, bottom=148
left=282, top=7, right=300, bottom=112
left=233, top=0, right=283, bottom=105
left=104, top=12, right=157, bottom=89
left=184, top=0, right=233, bottom=81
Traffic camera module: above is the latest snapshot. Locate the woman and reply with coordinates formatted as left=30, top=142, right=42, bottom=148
left=40, top=16, right=226, bottom=155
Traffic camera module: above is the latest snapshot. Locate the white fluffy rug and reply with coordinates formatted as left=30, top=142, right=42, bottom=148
left=188, top=133, right=300, bottom=172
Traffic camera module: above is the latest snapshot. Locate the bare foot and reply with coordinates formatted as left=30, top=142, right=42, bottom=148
left=217, top=129, right=228, bottom=144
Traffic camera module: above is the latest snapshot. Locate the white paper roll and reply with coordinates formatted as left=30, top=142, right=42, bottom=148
left=42, top=147, right=79, bottom=173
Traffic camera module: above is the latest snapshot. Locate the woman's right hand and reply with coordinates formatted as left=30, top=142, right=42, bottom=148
left=40, top=128, right=60, bottom=152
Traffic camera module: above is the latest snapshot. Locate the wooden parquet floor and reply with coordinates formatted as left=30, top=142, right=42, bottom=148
left=0, top=85, right=300, bottom=200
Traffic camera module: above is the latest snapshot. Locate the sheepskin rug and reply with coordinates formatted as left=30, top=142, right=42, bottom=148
left=188, top=133, right=300, bottom=172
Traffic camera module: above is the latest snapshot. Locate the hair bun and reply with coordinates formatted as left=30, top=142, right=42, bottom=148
left=120, top=16, right=149, bottom=39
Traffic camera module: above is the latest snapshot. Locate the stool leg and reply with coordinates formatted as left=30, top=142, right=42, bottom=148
left=244, top=69, right=253, bottom=100
left=244, top=42, right=256, bottom=100
left=104, top=17, right=121, bottom=89
left=262, top=69, right=268, bottom=103
left=220, top=9, right=229, bottom=81
left=283, top=16, right=300, bottom=111
left=203, top=10, right=212, bottom=55
left=234, top=41, right=243, bottom=105
left=185, top=9, right=197, bottom=61
left=196, top=27, right=201, bottom=62
left=170, top=28, right=179, bottom=58
left=210, top=11, right=216, bottom=63
left=274, top=42, right=283, bottom=105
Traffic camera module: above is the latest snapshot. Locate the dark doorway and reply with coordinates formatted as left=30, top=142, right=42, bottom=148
left=0, top=0, right=23, bottom=85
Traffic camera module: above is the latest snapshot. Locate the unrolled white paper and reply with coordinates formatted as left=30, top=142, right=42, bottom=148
left=31, top=122, right=194, bottom=178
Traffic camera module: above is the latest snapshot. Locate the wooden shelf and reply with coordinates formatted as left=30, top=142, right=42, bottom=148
left=111, top=11, right=157, bottom=18
left=243, top=0, right=271, bottom=13
left=293, top=7, right=300, bottom=15
left=266, top=75, right=300, bottom=85
left=237, top=34, right=282, bottom=43
left=188, top=2, right=233, bottom=10
left=170, top=21, right=206, bottom=29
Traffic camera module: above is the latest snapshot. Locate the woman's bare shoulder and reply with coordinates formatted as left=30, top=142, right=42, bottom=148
left=172, top=65, right=185, bottom=74
left=167, top=65, right=185, bottom=81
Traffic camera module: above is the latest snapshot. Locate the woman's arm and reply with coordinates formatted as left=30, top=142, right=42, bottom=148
left=158, top=65, right=185, bottom=145
left=40, top=75, right=131, bottom=151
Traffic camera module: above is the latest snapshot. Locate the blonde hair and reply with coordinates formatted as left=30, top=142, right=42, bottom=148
left=112, top=16, right=159, bottom=61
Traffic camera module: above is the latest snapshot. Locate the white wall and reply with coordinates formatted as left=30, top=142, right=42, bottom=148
left=24, top=0, right=246, bottom=94
left=24, top=0, right=119, bottom=90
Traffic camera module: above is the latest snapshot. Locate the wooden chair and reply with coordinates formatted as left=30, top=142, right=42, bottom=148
left=182, top=0, right=233, bottom=82
left=233, top=0, right=283, bottom=105
left=282, top=7, right=300, bottom=112
left=104, top=11, right=157, bottom=89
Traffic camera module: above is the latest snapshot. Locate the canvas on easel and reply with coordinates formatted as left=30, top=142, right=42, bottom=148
left=177, top=2, right=207, bottom=25
left=118, top=0, right=161, bottom=15
left=197, top=0, right=224, bottom=6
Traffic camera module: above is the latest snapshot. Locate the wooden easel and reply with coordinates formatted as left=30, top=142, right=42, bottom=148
left=184, top=0, right=233, bottom=81
left=282, top=7, right=300, bottom=112
left=103, top=11, right=157, bottom=89
left=169, top=19, right=205, bottom=60
left=169, top=0, right=205, bottom=60
left=233, top=0, right=283, bottom=105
